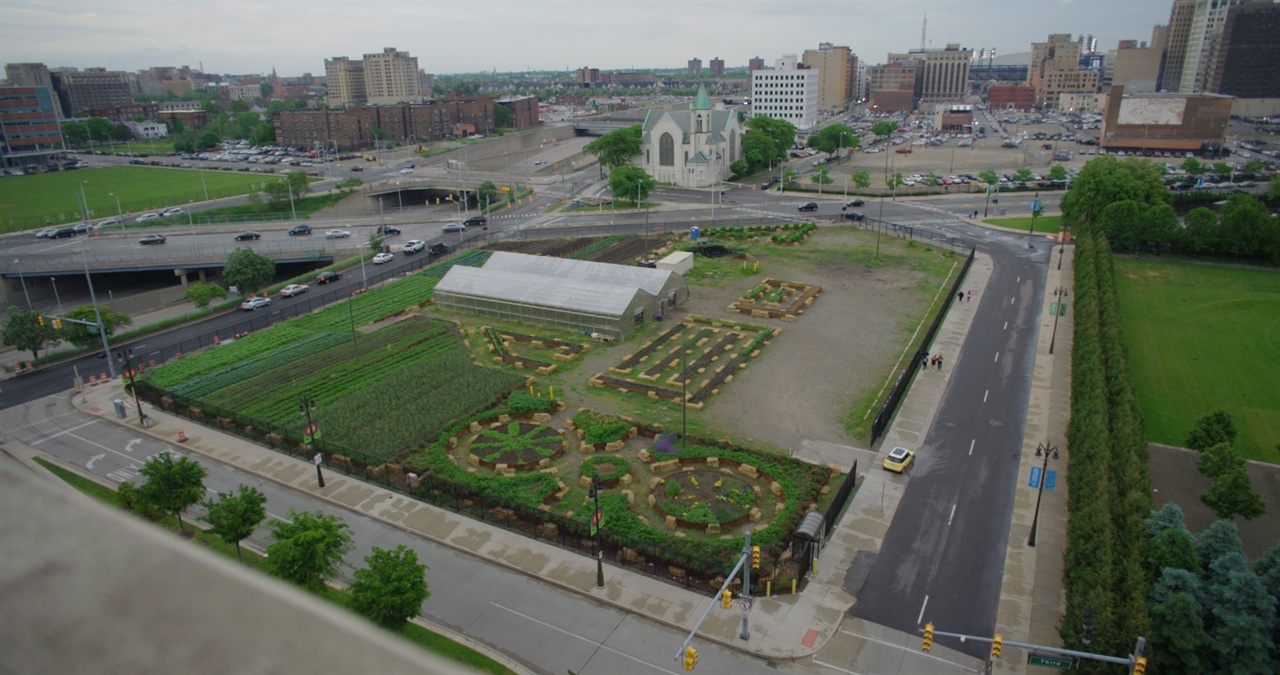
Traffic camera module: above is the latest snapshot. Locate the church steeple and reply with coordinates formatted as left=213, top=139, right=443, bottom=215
left=692, top=85, right=711, bottom=110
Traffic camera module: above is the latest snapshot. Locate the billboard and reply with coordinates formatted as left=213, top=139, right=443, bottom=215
left=1117, top=97, right=1187, bottom=125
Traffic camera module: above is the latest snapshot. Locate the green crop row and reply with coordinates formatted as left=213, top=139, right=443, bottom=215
left=169, top=332, right=346, bottom=398
left=568, top=235, right=627, bottom=260
left=146, top=324, right=317, bottom=387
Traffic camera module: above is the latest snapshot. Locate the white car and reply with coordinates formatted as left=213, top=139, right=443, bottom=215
left=372, top=252, right=394, bottom=264
left=135, top=213, right=160, bottom=223
left=325, top=229, right=351, bottom=239
left=161, top=207, right=184, bottom=217
left=399, top=168, right=414, bottom=174
left=402, top=239, right=426, bottom=254
left=280, top=284, right=309, bottom=297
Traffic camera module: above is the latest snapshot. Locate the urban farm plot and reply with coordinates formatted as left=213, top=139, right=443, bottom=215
left=481, top=326, right=588, bottom=374
left=729, top=279, right=826, bottom=321
left=593, top=315, right=776, bottom=409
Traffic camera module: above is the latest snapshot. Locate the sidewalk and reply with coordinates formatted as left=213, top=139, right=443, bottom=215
left=66, top=241, right=1071, bottom=670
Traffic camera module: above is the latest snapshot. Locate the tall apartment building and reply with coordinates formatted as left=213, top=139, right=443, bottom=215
left=709, top=57, right=725, bottom=76
left=0, top=86, right=64, bottom=169
left=49, top=68, right=135, bottom=118
left=274, top=96, right=495, bottom=150
left=868, top=61, right=923, bottom=112
left=888, top=44, right=971, bottom=102
left=324, top=48, right=421, bottom=107
left=1029, top=34, right=1080, bottom=90
left=687, top=58, right=702, bottom=75
left=1160, top=0, right=1198, bottom=91
left=577, top=66, right=600, bottom=84
left=1211, top=0, right=1280, bottom=98
left=750, top=55, right=819, bottom=129
left=748, top=57, right=765, bottom=73
left=1161, top=0, right=1248, bottom=93
left=802, top=43, right=857, bottom=112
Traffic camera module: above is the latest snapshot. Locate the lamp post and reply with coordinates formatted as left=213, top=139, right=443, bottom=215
left=187, top=200, right=195, bottom=237
left=50, top=277, right=63, bottom=314
left=83, top=252, right=116, bottom=378
left=299, top=394, right=324, bottom=488
left=14, top=259, right=31, bottom=308
left=110, top=193, right=125, bottom=234
left=1026, top=441, right=1059, bottom=547
left=117, top=348, right=147, bottom=426
left=79, top=181, right=90, bottom=224
left=590, top=477, right=605, bottom=588
left=1048, top=286, right=1068, bottom=354
left=199, top=169, right=209, bottom=201
left=286, top=180, right=297, bottom=221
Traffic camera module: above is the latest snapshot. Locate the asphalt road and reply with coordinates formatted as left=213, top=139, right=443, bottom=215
left=848, top=211, right=1049, bottom=659
left=2, top=393, right=810, bottom=675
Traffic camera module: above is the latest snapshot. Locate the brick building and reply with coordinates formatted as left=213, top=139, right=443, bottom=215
left=868, top=62, right=923, bottom=112
left=988, top=85, right=1036, bottom=110
left=274, top=97, right=495, bottom=150
left=709, top=57, right=725, bottom=76
left=1100, top=85, right=1232, bottom=153
left=496, top=96, right=539, bottom=128
left=51, top=68, right=135, bottom=118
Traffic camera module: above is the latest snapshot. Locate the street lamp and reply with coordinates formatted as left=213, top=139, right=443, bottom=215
left=50, top=277, right=63, bottom=314
left=109, top=193, right=125, bottom=234
left=1026, top=441, right=1060, bottom=547
left=1048, top=286, right=1068, bottom=354
left=117, top=348, right=148, bottom=426
left=79, top=181, right=90, bottom=224
left=187, top=200, right=195, bottom=237
left=589, top=477, right=605, bottom=588
left=299, top=394, right=325, bottom=488
left=14, top=259, right=31, bottom=308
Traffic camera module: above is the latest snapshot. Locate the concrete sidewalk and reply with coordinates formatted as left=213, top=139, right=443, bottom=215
left=66, top=241, right=1071, bottom=671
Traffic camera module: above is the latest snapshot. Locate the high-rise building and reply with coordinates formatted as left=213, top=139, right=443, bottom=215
left=1111, top=40, right=1163, bottom=93
left=362, top=47, right=421, bottom=105
left=1160, top=0, right=1198, bottom=91
left=1029, top=34, right=1080, bottom=90
left=687, top=58, right=702, bottom=75
left=748, top=57, right=765, bottom=73
left=1211, top=0, right=1280, bottom=98
left=1028, top=34, right=1097, bottom=107
left=50, top=68, right=134, bottom=118
left=0, top=86, right=64, bottom=169
left=577, top=66, right=600, bottom=84
left=1180, top=0, right=1246, bottom=92
left=802, top=43, right=857, bottom=112
left=709, top=57, right=725, bottom=76
left=750, top=55, right=819, bottom=129
left=868, top=61, right=923, bottom=112
left=888, top=43, right=971, bottom=102
left=324, top=57, right=365, bottom=108
left=4, top=63, right=61, bottom=119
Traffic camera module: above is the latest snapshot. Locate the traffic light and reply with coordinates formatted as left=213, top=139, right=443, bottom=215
left=683, top=646, right=698, bottom=671
left=751, top=546, right=761, bottom=570
left=1133, top=657, right=1148, bottom=675
left=721, top=589, right=732, bottom=609
left=922, top=623, right=934, bottom=652
left=53, top=318, right=63, bottom=330
left=991, top=635, right=1003, bottom=659
left=37, top=315, right=45, bottom=327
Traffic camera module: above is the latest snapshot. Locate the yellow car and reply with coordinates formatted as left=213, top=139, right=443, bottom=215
left=882, top=447, right=915, bottom=473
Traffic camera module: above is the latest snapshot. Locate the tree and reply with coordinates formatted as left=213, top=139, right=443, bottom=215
left=781, top=167, right=799, bottom=188
left=745, top=115, right=796, bottom=163
left=1198, top=442, right=1243, bottom=480
left=886, top=172, right=905, bottom=190
left=1096, top=200, right=1143, bottom=252
left=85, top=117, right=115, bottom=143
left=182, top=282, right=227, bottom=308
left=1147, top=526, right=1201, bottom=582
left=60, top=305, right=131, bottom=350
left=1149, top=592, right=1212, bottom=674
left=1060, top=156, right=1169, bottom=227
left=1014, top=167, right=1034, bottom=182
left=1241, top=159, right=1264, bottom=175
left=263, top=509, right=353, bottom=591
left=111, top=123, right=134, bottom=141
left=348, top=545, right=430, bottom=631
left=978, top=169, right=1000, bottom=186
left=1256, top=541, right=1280, bottom=601
left=2, top=307, right=59, bottom=360
left=223, top=247, right=276, bottom=295
left=1211, top=162, right=1232, bottom=176
left=1182, top=157, right=1205, bottom=176
left=729, top=159, right=749, bottom=178
left=582, top=125, right=642, bottom=171
left=810, top=166, right=832, bottom=185
left=1148, top=502, right=1188, bottom=537
left=1271, top=175, right=1280, bottom=202
left=922, top=172, right=941, bottom=186
left=1137, top=203, right=1178, bottom=252
left=1219, top=193, right=1272, bottom=258
left=870, top=120, right=900, bottom=139
left=61, top=120, right=89, bottom=145
left=202, top=485, right=267, bottom=563
left=808, top=124, right=859, bottom=156
left=740, top=131, right=778, bottom=172
left=1048, top=164, right=1069, bottom=181
left=1202, top=464, right=1266, bottom=521
left=607, top=165, right=655, bottom=202
left=851, top=171, right=871, bottom=189
left=1208, top=563, right=1276, bottom=675
left=476, top=180, right=499, bottom=206
left=259, top=82, right=274, bottom=99
left=137, top=452, right=207, bottom=533
left=493, top=103, right=515, bottom=128
left=1178, top=207, right=1223, bottom=255
left=335, top=177, right=363, bottom=193
left=1186, top=410, right=1237, bottom=451
left=1196, top=519, right=1244, bottom=573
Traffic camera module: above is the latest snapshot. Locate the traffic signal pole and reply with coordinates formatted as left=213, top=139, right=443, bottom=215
left=919, top=626, right=1146, bottom=672
left=675, top=536, right=753, bottom=670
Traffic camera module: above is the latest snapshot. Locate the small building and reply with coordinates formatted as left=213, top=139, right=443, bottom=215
left=1099, top=85, right=1233, bottom=154
left=433, top=252, right=688, bottom=339
left=656, top=251, right=693, bottom=276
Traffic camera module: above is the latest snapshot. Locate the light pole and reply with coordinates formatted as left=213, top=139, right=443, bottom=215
left=299, top=395, right=324, bottom=488
left=83, top=253, right=116, bottom=378
left=286, top=180, right=297, bottom=221
left=187, top=200, right=195, bottom=237
left=79, top=181, right=90, bottom=224
left=1049, top=286, right=1068, bottom=354
left=1026, top=441, right=1059, bottom=547
left=14, top=259, right=31, bottom=308
left=50, top=277, right=63, bottom=314
left=590, top=477, right=605, bottom=588
left=110, top=193, right=124, bottom=234
left=117, top=348, right=147, bottom=426
left=199, top=169, right=209, bottom=201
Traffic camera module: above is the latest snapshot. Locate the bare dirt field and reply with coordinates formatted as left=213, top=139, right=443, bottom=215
left=555, top=226, right=958, bottom=455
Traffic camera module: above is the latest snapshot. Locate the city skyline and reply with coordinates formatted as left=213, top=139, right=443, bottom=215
left=2, top=0, right=1174, bottom=78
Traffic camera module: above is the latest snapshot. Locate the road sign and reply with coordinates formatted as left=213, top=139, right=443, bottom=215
left=1029, top=466, right=1042, bottom=488
left=739, top=600, right=750, bottom=611
left=1030, top=199, right=1042, bottom=213
left=1045, top=470, right=1057, bottom=492
left=313, top=452, right=323, bottom=466
left=1028, top=653, right=1074, bottom=669
left=1049, top=302, right=1058, bottom=315
left=1058, top=302, right=1067, bottom=316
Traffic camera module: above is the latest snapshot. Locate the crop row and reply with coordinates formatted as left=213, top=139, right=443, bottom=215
left=568, top=235, right=627, bottom=260
left=169, top=332, right=346, bottom=398
left=146, top=324, right=317, bottom=387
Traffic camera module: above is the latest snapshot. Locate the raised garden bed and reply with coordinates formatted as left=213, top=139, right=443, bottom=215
left=729, top=279, right=825, bottom=321
left=653, top=468, right=756, bottom=531
left=466, top=421, right=566, bottom=471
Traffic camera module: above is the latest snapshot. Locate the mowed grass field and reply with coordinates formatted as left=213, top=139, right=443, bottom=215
left=1114, top=258, right=1280, bottom=463
left=0, top=166, right=278, bottom=233
left=985, top=215, right=1062, bottom=233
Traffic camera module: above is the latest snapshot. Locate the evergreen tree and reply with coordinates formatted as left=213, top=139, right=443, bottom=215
left=1209, top=567, right=1277, bottom=675
left=1147, top=526, right=1201, bottom=583
left=1149, top=592, right=1211, bottom=675
left=1186, top=410, right=1237, bottom=451
left=1196, top=520, right=1244, bottom=572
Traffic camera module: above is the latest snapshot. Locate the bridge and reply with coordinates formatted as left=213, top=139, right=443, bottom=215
left=571, top=120, right=642, bottom=136
left=3, top=240, right=350, bottom=279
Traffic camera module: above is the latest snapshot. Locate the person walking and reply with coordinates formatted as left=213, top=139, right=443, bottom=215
left=966, top=291, right=972, bottom=301
left=937, top=355, right=944, bottom=370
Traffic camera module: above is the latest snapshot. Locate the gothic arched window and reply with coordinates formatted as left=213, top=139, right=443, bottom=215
left=659, top=133, right=674, bottom=166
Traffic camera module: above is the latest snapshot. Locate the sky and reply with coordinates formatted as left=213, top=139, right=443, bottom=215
left=1, top=0, right=1176, bottom=77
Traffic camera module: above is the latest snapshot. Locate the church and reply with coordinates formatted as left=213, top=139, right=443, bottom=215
left=638, top=85, right=743, bottom=188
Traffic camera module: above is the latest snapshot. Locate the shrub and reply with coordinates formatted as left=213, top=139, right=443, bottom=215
left=505, top=390, right=556, bottom=414
left=581, top=456, right=632, bottom=483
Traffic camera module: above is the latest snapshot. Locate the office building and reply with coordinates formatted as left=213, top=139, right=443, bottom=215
left=4, top=63, right=61, bottom=119
left=1160, top=0, right=1198, bottom=91
left=687, top=58, right=702, bottom=75
left=750, top=55, right=819, bottom=129
left=1211, top=0, right=1280, bottom=99
left=363, top=47, right=421, bottom=105
left=324, top=57, right=365, bottom=107
left=988, top=85, right=1036, bottom=110
left=802, top=43, right=857, bottom=112
left=1029, top=34, right=1081, bottom=90
left=868, top=61, right=923, bottom=112
left=888, top=44, right=971, bottom=102
left=1111, top=40, right=1163, bottom=93
left=709, top=58, right=725, bottom=77
left=1028, top=34, right=1098, bottom=107
left=1161, top=0, right=1250, bottom=93
left=0, top=86, right=64, bottom=170
left=50, top=68, right=134, bottom=118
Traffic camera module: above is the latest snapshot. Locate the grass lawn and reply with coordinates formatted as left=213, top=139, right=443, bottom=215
left=1113, top=258, right=1280, bottom=463
left=0, top=166, right=282, bottom=233
left=983, top=215, right=1062, bottom=233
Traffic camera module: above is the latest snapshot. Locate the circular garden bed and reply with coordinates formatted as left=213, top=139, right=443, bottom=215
left=653, top=469, right=756, bottom=531
left=580, top=456, right=632, bottom=488
left=468, top=422, right=565, bottom=470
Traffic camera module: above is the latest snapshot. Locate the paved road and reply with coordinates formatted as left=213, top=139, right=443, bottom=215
left=2, top=393, right=811, bottom=675
left=848, top=206, right=1050, bottom=659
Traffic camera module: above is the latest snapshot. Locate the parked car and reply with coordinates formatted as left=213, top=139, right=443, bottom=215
left=240, top=296, right=271, bottom=311
left=138, top=234, right=167, bottom=245
left=135, top=213, right=160, bottom=223
left=895, top=148, right=913, bottom=154
left=402, top=239, right=426, bottom=254
left=399, top=168, right=414, bottom=174
left=280, top=284, right=309, bottom=297
left=234, top=231, right=261, bottom=241
left=842, top=211, right=866, bottom=221
left=325, top=229, right=351, bottom=239
left=73, top=223, right=94, bottom=235
left=463, top=215, right=487, bottom=228
left=428, top=243, right=450, bottom=257
left=442, top=223, right=466, bottom=233
left=288, top=224, right=312, bottom=235
left=315, top=271, right=342, bottom=284
left=798, top=202, right=819, bottom=212
left=375, top=225, right=401, bottom=236
left=372, top=252, right=394, bottom=264
left=882, top=446, right=915, bottom=473
left=35, top=227, right=57, bottom=238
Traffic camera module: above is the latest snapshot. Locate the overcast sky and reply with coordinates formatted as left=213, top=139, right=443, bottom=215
left=2, top=0, right=1174, bottom=77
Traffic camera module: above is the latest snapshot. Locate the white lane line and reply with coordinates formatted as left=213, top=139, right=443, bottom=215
left=30, top=419, right=98, bottom=444
left=969, top=439, right=976, bottom=456
left=1017, top=276, right=1020, bottom=283
left=948, top=504, right=957, bottom=526
left=1010, top=297, right=1015, bottom=304
left=994, top=352, right=1000, bottom=362
left=916, top=596, right=929, bottom=625
left=490, top=602, right=679, bottom=674
left=983, top=390, right=989, bottom=402
left=1004, top=321, right=1008, bottom=330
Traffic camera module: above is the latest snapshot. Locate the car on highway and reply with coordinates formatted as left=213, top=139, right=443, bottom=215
left=372, top=252, right=394, bottom=264
left=35, top=227, right=57, bottom=238
left=240, top=296, right=271, bottom=311
left=798, top=202, right=819, bottom=212
left=97, top=217, right=123, bottom=229
left=234, top=231, right=261, bottom=241
left=895, top=148, right=913, bottom=154
left=882, top=446, right=915, bottom=473
left=73, top=223, right=95, bottom=235
left=135, top=213, right=160, bottom=223
left=375, top=225, right=401, bottom=236
left=288, top=224, right=312, bottom=235
left=315, top=271, right=342, bottom=284
left=463, top=215, right=487, bottom=228
left=399, top=167, right=413, bottom=174
left=842, top=211, right=866, bottom=221
left=442, top=223, right=466, bottom=233
left=402, top=239, right=426, bottom=254
left=161, top=207, right=185, bottom=217
left=325, top=229, right=352, bottom=239
left=280, top=284, right=309, bottom=297
left=50, top=227, right=78, bottom=239
left=845, top=199, right=865, bottom=207
left=138, top=234, right=167, bottom=245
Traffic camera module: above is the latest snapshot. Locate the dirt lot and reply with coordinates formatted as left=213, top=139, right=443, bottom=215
left=557, top=227, right=957, bottom=454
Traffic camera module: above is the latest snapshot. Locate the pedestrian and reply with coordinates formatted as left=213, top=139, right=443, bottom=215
left=957, top=291, right=963, bottom=302
left=937, top=356, right=944, bottom=370
left=967, top=291, right=972, bottom=301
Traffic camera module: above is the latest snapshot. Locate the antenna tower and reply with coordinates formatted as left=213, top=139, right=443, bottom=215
left=920, top=15, right=927, bottom=50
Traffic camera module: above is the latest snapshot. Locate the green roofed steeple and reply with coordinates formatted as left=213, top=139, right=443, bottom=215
left=693, top=85, right=711, bottom=110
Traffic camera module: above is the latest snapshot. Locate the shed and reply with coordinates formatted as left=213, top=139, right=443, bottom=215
left=656, top=251, right=694, bottom=276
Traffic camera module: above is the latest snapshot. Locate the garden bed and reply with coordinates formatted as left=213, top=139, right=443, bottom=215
left=729, top=279, right=825, bottom=321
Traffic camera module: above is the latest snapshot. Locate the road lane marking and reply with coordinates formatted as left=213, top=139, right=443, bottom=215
left=983, top=390, right=989, bottom=402
left=30, top=419, right=98, bottom=444
left=830, top=629, right=968, bottom=668
left=948, top=504, right=957, bottom=526
left=916, top=596, right=929, bottom=625
left=1010, top=297, right=1015, bottom=304
left=490, top=602, right=678, bottom=674
left=969, top=439, right=976, bottom=456
left=1004, top=321, right=1008, bottom=330
left=994, top=352, right=1000, bottom=362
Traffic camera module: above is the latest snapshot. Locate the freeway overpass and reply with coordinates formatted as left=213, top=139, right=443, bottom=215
left=2, top=239, right=350, bottom=279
